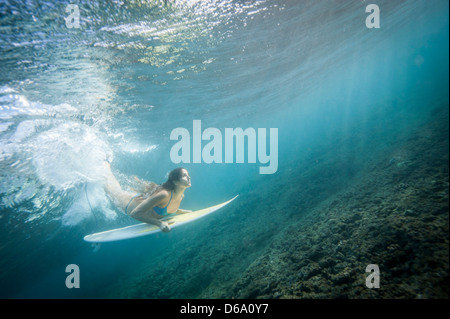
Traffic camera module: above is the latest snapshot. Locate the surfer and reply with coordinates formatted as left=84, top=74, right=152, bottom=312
left=103, top=162, right=191, bottom=232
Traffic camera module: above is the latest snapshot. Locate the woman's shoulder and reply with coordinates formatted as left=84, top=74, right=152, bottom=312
left=152, top=188, right=171, bottom=199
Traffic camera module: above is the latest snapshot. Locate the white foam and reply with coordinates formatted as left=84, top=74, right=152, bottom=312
left=0, top=85, right=16, bottom=94
left=62, top=192, right=93, bottom=226
left=120, top=143, right=157, bottom=154
left=0, top=122, right=13, bottom=133
left=31, top=122, right=112, bottom=191
left=0, top=92, right=79, bottom=120
left=62, top=183, right=118, bottom=227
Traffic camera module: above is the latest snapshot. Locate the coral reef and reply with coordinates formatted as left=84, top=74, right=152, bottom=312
left=222, top=106, right=449, bottom=299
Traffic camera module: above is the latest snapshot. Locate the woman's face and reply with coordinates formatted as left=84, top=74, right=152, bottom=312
left=176, top=169, right=191, bottom=188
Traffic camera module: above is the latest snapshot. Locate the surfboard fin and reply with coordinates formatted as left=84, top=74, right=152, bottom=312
left=91, top=242, right=102, bottom=252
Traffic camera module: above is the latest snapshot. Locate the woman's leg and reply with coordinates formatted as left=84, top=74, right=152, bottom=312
left=103, top=162, right=136, bottom=212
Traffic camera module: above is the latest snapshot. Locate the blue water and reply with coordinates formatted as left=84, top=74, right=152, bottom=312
left=0, top=0, right=448, bottom=298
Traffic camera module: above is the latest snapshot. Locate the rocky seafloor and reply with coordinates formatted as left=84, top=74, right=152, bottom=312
left=108, top=104, right=448, bottom=299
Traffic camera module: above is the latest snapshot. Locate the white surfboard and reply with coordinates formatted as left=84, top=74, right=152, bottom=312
left=83, top=195, right=238, bottom=243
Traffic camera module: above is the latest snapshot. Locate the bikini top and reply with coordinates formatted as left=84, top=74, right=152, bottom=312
left=153, top=191, right=173, bottom=216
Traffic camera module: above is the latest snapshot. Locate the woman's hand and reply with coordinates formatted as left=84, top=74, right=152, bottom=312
left=159, top=221, right=171, bottom=232
left=176, top=209, right=192, bottom=215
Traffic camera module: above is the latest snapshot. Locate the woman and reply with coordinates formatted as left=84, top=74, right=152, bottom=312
left=103, top=163, right=191, bottom=232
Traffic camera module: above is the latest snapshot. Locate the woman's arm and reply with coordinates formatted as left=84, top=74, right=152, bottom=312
left=175, top=208, right=192, bottom=215
left=128, top=191, right=170, bottom=231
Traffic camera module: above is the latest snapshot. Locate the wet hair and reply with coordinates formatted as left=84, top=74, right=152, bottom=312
left=160, top=167, right=187, bottom=191
left=132, top=167, right=187, bottom=195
